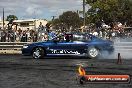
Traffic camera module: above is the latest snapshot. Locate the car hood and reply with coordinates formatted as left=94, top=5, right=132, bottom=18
left=31, top=41, right=48, bottom=45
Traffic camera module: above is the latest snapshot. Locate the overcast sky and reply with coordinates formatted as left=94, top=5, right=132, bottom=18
left=0, top=0, right=90, bottom=21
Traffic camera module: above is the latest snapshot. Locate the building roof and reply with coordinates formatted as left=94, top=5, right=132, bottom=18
left=13, top=19, right=47, bottom=23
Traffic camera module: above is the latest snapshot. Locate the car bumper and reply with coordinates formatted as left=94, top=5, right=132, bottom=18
left=22, top=48, right=32, bottom=56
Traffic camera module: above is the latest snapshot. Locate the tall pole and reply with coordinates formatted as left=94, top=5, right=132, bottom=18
left=83, top=0, right=85, bottom=32
left=51, top=16, right=56, bottom=21
left=3, top=8, right=5, bottom=30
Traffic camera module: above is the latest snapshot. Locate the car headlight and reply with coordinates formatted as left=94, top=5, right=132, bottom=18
left=23, top=45, right=29, bottom=48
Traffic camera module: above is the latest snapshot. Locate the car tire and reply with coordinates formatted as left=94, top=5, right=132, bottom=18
left=87, top=47, right=100, bottom=59
left=32, top=47, right=45, bottom=59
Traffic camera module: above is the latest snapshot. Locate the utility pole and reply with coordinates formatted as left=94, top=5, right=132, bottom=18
left=33, top=10, right=36, bottom=19
left=51, top=16, right=56, bottom=21
left=77, top=10, right=79, bottom=15
left=82, top=0, right=86, bottom=32
left=3, top=8, right=5, bottom=30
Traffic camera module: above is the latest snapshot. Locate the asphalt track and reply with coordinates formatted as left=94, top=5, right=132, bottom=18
left=0, top=55, right=132, bottom=88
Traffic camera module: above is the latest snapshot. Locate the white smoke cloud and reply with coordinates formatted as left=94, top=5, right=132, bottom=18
left=100, top=39, right=132, bottom=59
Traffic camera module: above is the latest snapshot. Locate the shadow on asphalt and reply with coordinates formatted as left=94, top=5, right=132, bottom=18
left=0, top=54, right=116, bottom=60
left=0, top=53, right=90, bottom=60
left=1, top=54, right=132, bottom=60
left=21, top=56, right=90, bottom=60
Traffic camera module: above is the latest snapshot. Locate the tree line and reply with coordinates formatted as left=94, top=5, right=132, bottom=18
left=86, top=0, right=132, bottom=26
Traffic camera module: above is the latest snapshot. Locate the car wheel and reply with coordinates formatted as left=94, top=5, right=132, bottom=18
left=32, top=47, right=45, bottom=59
left=87, top=47, right=99, bottom=59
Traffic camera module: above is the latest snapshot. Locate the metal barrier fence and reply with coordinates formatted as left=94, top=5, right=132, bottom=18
left=0, top=42, right=132, bottom=54
left=0, top=42, right=31, bottom=54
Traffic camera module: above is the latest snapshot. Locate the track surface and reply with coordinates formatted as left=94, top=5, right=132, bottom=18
left=0, top=55, right=132, bottom=88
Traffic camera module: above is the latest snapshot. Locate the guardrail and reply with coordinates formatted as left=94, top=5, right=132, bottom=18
left=0, top=42, right=31, bottom=45
left=0, top=42, right=132, bottom=54
left=0, top=42, right=31, bottom=54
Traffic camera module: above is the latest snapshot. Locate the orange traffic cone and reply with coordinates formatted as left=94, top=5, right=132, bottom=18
left=117, top=53, right=122, bottom=64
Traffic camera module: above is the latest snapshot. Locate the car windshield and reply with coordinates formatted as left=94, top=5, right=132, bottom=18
left=73, top=34, right=92, bottom=42
left=52, top=34, right=92, bottom=42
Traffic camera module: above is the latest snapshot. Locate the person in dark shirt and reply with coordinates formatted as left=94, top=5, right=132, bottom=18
left=1, top=30, right=7, bottom=42
left=65, top=34, right=70, bottom=42
left=33, top=31, right=38, bottom=42
left=9, top=31, right=15, bottom=42
left=21, top=31, right=27, bottom=42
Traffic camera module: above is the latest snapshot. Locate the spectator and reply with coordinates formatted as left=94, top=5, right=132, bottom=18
left=107, top=30, right=112, bottom=39
left=65, top=34, right=70, bottom=42
left=18, top=28, right=22, bottom=35
left=48, top=31, right=56, bottom=40
left=99, top=30, right=103, bottom=38
left=26, top=28, right=31, bottom=42
left=14, top=30, right=17, bottom=42
left=0, top=30, right=1, bottom=42
left=38, top=22, right=44, bottom=32
left=21, top=31, right=27, bottom=42
left=32, top=31, right=38, bottom=42
left=1, top=30, right=7, bottom=42
left=92, top=29, right=98, bottom=37
left=18, top=28, right=22, bottom=42
left=102, top=30, right=107, bottom=39
left=9, top=30, right=15, bottom=42
left=43, top=33, right=48, bottom=41
left=111, top=30, right=116, bottom=40
left=30, top=30, right=34, bottom=41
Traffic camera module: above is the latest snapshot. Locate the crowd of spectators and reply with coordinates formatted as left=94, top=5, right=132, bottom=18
left=0, top=22, right=132, bottom=42
left=0, top=22, right=57, bottom=42
left=0, top=28, right=38, bottom=42
left=89, top=28, right=132, bottom=42
left=89, top=22, right=132, bottom=42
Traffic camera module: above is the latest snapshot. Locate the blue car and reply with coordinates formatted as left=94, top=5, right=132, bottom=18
left=22, top=33, right=114, bottom=59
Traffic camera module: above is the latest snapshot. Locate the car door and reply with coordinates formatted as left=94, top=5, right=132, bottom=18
left=69, top=41, right=87, bottom=55
left=46, top=35, right=72, bottom=55
left=69, top=34, right=92, bottom=55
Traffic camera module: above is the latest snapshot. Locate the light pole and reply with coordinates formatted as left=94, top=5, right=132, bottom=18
left=82, top=0, right=86, bottom=32
left=51, top=16, right=56, bottom=21
left=2, top=8, right=4, bottom=30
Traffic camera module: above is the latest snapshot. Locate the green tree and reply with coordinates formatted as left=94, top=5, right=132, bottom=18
left=86, top=0, right=132, bottom=25
left=6, top=15, right=18, bottom=21
left=52, top=18, right=62, bottom=29
left=59, top=11, right=81, bottom=30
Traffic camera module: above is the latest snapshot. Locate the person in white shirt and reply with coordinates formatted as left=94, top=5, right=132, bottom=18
left=92, top=30, right=98, bottom=37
